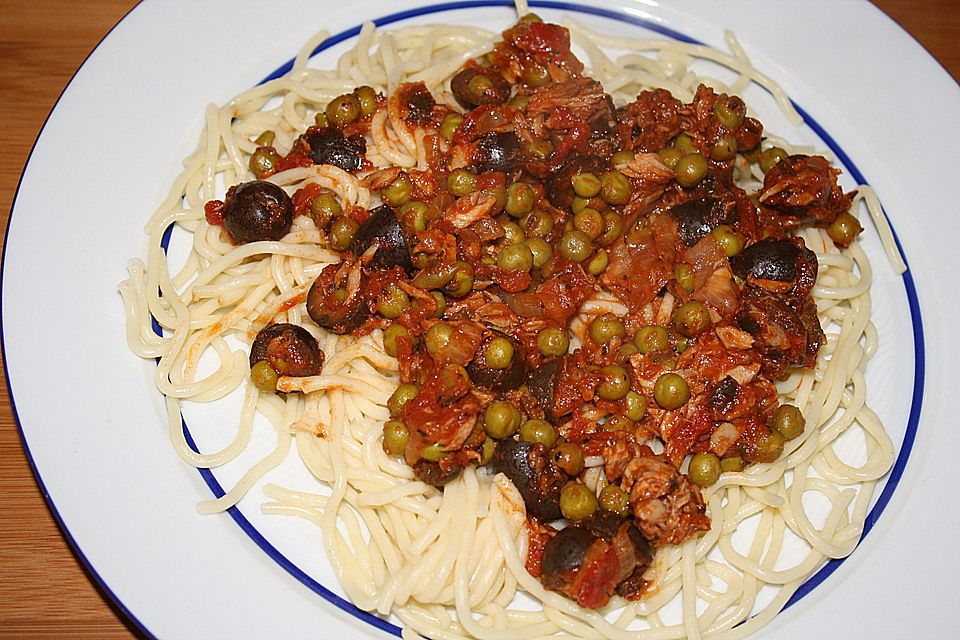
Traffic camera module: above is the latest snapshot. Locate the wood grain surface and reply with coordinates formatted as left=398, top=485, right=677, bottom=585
left=0, top=1, right=956, bottom=638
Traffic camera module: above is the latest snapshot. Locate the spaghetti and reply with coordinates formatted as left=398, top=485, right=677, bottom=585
left=120, top=6, right=894, bottom=639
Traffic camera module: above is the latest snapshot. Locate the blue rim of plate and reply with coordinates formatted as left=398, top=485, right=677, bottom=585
left=3, top=1, right=924, bottom=639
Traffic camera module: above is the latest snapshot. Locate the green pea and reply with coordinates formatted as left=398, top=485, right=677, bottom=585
left=424, top=322, right=454, bottom=358
left=598, top=212, right=624, bottom=246
left=421, top=443, right=447, bottom=462
left=250, top=360, right=279, bottom=393
left=355, top=85, right=378, bottom=116
left=326, top=93, right=362, bottom=128
left=508, top=94, right=529, bottom=110
left=537, top=327, right=569, bottom=357
left=524, top=209, right=553, bottom=237
left=399, top=200, right=428, bottom=233
left=497, top=243, right=534, bottom=272
left=520, top=419, right=557, bottom=448
left=467, top=74, right=494, bottom=98
left=447, top=168, right=476, bottom=196
left=383, top=420, right=409, bottom=456
left=484, top=337, right=515, bottom=369
left=600, top=170, right=632, bottom=206
left=611, top=150, right=635, bottom=167
left=772, top=404, right=805, bottom=440
left=329, top=216, right=359, bottom=251
left=634, top=325, right=669, bottom=354
left=314, top=111, right=328, bottom=128
left=485, top=185, right=507, bottom=212
left=752, top=429, right=785, bottom=463
left=560, top=482, right=598, bottom=521
left=444, top=261, right=474, bottom=297
left=658, top=147, right=683, bottom=169
left=713, top=96, right=745, bottom=129
left=519, top=11, right=542, bottom=24
left=383, top=324, right=412, bottom=358
left=711, top=224, right=744, bottom=256
left=603, top=415, right=633, bottom=432
left=711, top=133, right=738, bottom=161
left=673, top=301, right=712, bottom=337
left=618, top=342, right=638, bottom=359
left=598, top=364, right=631, bottom=401
left=559, top=230, right=592, bottom=263
left=523, top=64, right=549, bottom=87
left=440, top=363, right=470, bottom=396
left=624, top=391, right=648, bottom=421
left=428, top=290, right=447, bottom=318
left=674, top=263, right=695, bottom=292
left=254, top=130, right=275, bottom=147
left=574, top=208, right=604, bottom=240
left=571, top=196, right=590, bottom=215
left=551, top=442, right=585, bottom=476
left=525, top=139, right=552, bottom=160
left=688, top=452, right=721, bottom=487
left=654, top=372, right=690, bottom=410
left=484, top=400, right=522, bottom=439
left=376, top=283, right=410, bottom=319
left=505, top=182, right=535, bottom=217
left=759, top=146, right=788, bottom=173
left=673, top=132, right=696, bottom=155
left=675, top=153, right=709, bottom=188
left=479, top=436, right=497, bottom=465
left=502, top=221, right=526, bottom=245
left=598, top=484, right=629, bottom=516
left=440, top=113, right=464, bottom=142
left=720, top=456, right=744, bottom=472
left=827, top=212, right=863, bottom=247
left=587, top=249, right=608, bottom=276
left=249, top=146, right=279, bottom=177
left=310, top=193, right=342, bottom=229
left=589, top=314, right=625, bottom=345
left=526, top=237, right=553, bottom=269
left=571, top=172, right=602, bottom=198
left=387, top=384, right=419, bottom=417
left=382, top=173, right=413, bottom=206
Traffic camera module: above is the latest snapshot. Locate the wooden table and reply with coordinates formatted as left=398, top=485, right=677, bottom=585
left=0, top=1, right=956, bottom=637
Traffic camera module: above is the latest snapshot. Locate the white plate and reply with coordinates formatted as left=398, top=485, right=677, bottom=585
left=5, top=0, right=959, bottom=638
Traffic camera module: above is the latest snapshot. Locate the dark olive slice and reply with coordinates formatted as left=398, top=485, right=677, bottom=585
left=249, top=323, right=324, bottom=377
left=729, top=237, right=800, bottom=282
left=221, top=180, right=293, bottom=244
left=350, top=205, right=413, bottom=274
left=450, top=66, right=511, bottom=110
left=306, top=263, right=369, bottom=334
left=304, top=128, right=367, bottom=173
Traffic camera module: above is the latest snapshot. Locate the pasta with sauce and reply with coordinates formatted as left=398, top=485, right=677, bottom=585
left=119, top=4, right=896, bottom=639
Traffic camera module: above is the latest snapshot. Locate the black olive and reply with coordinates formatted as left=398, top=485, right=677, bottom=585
left=730, top=237, right=800, bottom=282
left=304, top=128, right=367, bottom=173
left=450, top=67, right=511, bottom=110
left=466, top=332, right=526, bottom=393
left=707, top=376, right=740, bottom=419
left=221, top=180, right=293, bottom=244
left=491, top=439, right=564, bottom=520
left=473, top=131, right=521, bottom=173
left=541, top=526, right=598, bottom=589
left=669, top=197, right=737, bottom=247
left=546, top=156, right=606, bottom=211
left=403, top=83, right=437, bottom=125
left=413, top=460, right=463, bottom=487
left=527, top=359, right=561, bottom=421
left=306, top=263, right=369, bottom=334
left=350, top=205, right=413, bottom=274
left=249, top=323, right=325, bottom=376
